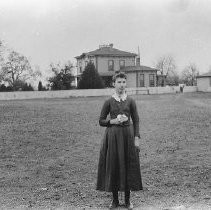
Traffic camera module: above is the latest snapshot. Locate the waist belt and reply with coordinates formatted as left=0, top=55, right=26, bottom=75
left=111, top=122, right=132, bottom=127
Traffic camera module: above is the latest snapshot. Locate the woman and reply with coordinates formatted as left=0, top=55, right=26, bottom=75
left=96, top=72, right=143, bottom=209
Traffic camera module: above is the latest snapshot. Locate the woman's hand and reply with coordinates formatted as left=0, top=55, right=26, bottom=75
left=110, top=118, right=121, bottom=125
left=110, top=114, right=128, bottom=125
left=135, top=136, right=140, bottom=149
left=117, top=114, right=128, bottom=123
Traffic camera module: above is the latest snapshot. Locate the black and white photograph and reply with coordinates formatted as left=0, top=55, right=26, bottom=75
left=0, top=0, right=211, bottom=209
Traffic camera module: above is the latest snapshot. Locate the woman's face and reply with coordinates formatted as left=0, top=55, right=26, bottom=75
left=114, top=77, right=127, bottom=94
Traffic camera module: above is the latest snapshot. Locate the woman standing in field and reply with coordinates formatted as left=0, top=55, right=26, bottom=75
left=96, top=72, right=143, bottom=209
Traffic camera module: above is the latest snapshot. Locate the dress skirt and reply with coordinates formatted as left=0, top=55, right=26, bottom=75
left=96, top=124, right=143, bottom=192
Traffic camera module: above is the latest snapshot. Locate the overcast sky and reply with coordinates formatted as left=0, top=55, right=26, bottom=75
left=0, top=0, right=211, bottom=79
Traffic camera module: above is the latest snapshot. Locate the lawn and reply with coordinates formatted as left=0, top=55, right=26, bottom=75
left=0, top=92, right=210, bottom=209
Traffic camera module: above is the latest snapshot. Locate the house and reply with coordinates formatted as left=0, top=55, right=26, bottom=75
left=75, top=44, right=158, bottom=87
left=121, top=65, right=158, bottom=87
left=196, top=72, right=211, bottom=92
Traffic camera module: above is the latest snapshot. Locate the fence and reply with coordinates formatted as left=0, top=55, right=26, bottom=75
left=0, top=86, right=198, bottom=101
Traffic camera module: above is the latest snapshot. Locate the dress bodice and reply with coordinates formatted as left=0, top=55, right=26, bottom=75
left=99, top=96, right=140, bottom=137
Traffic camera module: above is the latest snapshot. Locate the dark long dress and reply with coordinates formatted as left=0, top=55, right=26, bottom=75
left=96, top=96, right=143, bottom=192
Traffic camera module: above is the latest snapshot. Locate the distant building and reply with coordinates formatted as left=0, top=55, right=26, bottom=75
left=196, top=72, right=211, bottom=92
left=122, top=65, right=158, bottom=87
left=75, top=44, right=158, bottom=87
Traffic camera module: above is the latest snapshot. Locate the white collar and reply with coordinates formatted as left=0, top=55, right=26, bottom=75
left=112, top=92, right=127, bottom=102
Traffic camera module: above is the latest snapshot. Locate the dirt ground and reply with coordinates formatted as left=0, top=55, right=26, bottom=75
left=0, top=92, right=210, bottom=210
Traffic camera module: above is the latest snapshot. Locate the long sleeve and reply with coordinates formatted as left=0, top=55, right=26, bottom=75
left=99, top=99, right=111, bottom=127
left=130, top=98, right=140, bottom=137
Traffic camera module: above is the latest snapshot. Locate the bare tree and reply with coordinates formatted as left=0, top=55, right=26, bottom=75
left=181, top=63, right=199, bottom=86
left=155, top=55, right=176, bottom=86
left=48, top=61, right=75, bottom=90
left=2, top=51, right=39, bottom=90
left=0, top=40, right=5, bottom=82
left=0, top=40, right=3, bottom=62
left=166, top=70, right=180, bottom=86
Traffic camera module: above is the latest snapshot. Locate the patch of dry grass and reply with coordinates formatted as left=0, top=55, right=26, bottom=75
left=0, top=92, right=210, bottom=209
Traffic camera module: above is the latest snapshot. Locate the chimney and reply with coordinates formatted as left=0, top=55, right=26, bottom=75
left=99, top=44, right=113, bottom=49
left=136, top=46, right=140, bottom=66
left=136, top=56, right=140, bottom=66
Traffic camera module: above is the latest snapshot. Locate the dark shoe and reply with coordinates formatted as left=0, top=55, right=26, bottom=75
left=109, top=200, right=119, bottom=209
left=125, top=201, right=133, bottom=210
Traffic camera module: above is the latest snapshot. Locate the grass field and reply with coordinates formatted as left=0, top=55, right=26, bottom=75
left=0, top=92, right=211, bottom=210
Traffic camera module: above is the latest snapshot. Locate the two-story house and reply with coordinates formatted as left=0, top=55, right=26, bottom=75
left=75, top=44, right=158, bottom=87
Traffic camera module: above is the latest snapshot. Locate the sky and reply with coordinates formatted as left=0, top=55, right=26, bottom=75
left=0, top=0, right=211, bottom=81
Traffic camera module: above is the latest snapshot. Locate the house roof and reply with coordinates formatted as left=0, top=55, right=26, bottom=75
left=196, top=72, right=211, bottom=78
left=98, top=65, right=158, bottom=77
left=99, top=72, right=115, bottom=77
left=122, top=65, right=158, bottom=72
left=75, top=46, right=137, bottom=59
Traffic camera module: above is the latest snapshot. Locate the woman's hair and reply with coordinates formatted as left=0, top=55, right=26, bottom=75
left=112, top=71, right=127, bottom=82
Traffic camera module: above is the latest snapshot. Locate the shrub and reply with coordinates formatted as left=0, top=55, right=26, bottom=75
left=0, top=84, right=13, bottom=92
left=78, top=62, right=104, bottom=89
left=22, top=83, right=34, bottom=91
left=38, top=81, right=43, bottom=91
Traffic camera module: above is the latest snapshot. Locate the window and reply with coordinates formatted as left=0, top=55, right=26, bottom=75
left=79, top=61, right=82, bottom=73
left=85, top=61, right=88, bottom=67
left=149, top=74, right=155, bottom=87
left=108, top=60, right=114, bottom=71
left=140, top=74, right=144, bottom=87
left=119, top=60, right=125, bottom=69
